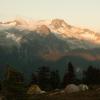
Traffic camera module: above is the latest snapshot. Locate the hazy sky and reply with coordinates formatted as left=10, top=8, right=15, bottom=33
left=0, top=0, right=100, bottom=32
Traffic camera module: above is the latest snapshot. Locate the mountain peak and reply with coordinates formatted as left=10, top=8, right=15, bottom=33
left=35, top=25, right=51, bottom=35
left=51, top=19, right=71, bottom=29
left=1, top=17, right=34, bottom=28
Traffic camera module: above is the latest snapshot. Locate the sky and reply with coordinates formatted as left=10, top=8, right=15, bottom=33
left=0, top=0, right=100, bottom=32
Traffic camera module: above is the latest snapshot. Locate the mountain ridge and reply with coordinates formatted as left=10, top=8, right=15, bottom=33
left=0, top=17, right=100, bottom=79
left=0, top=18, right=100, bottom=45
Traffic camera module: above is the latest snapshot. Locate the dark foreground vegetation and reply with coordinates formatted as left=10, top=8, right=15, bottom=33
left=1, top=87, right=100, bottom=100
left=26, top=89, right=100, bottom=100
left=0, top=62, right=100, bottom=100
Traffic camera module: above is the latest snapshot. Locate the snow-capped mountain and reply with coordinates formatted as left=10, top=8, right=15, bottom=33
left=1, top=18, right=100, bottom=46
left=0, top=18, right=100, bottom=79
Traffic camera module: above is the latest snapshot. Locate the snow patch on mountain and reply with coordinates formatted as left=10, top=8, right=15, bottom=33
left=6, top=32, right=22, bottom=44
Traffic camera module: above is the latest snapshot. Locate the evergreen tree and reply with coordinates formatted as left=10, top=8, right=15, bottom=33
left=3, top=65, right=25, bottom=96
left=37, top=66, right=51, bottom=90
left=0, top=80, right=2, bottom=91
left=62, top=62, right=76, bottom=88
left=50, top=70, right=60, bottom=89
left=83, top=65, right=100, bottom=84
left=30, top=72, right=38, bottom=85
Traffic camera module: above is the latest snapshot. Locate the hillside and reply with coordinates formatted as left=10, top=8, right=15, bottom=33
left=0, top=18, right=100, bottom=79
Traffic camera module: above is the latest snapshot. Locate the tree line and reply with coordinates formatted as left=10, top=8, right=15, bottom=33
left=0, top=62, right=100, bottom=95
